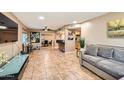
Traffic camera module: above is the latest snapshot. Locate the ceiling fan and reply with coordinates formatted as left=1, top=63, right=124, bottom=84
left=42, top=26, right=57, bottom=32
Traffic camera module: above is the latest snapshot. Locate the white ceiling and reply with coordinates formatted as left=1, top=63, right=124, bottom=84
left=13, top=12, right=107, bottom=30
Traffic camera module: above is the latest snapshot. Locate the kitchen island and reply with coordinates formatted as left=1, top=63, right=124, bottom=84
left=56, top=40, right=65, bottom=52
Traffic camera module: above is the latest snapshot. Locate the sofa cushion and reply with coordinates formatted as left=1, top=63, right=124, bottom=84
left=82, top=54, right=105, bottom=66
left=85, top=45, right=98, bottom=56
left=113, top=48, right=124, bottom=63
left=97, top=59, right=124, bottom=79
left=97, top=47, right=113, bottom=59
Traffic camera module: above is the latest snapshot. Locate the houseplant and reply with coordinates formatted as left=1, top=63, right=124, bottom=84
left=80, top=37, right=85, bottom=49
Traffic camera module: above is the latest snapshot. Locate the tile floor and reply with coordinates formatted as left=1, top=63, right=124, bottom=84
left=21, top=47, right=102, bottom=80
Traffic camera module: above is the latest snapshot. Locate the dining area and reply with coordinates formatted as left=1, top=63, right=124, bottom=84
left=41, top=40, right=52, bottom=47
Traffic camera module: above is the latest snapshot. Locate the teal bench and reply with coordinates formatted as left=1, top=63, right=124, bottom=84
left=0, top=54, right=29, bottom=80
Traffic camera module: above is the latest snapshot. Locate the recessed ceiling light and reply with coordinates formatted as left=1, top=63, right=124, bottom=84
left=39, top=16, right=45, bottom=20
left=72, top=21, right=77, bottom=24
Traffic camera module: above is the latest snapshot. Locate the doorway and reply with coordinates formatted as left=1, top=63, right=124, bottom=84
left=68, top=27, right=81, bottom=50
left=68, top=27, right=81, bottom=57
left=75, top=29, right=81, bottom=50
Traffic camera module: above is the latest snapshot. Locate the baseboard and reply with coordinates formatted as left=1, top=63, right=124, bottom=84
left=65, top=51, right=76, bottom=54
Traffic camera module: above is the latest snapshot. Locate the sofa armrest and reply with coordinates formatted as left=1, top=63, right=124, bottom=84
left=79, top=48, right=85, bottom=65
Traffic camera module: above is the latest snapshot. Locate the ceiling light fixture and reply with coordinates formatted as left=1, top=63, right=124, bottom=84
left=44, top=26, right=48, bottom=32
left=73, top=21, right=77, bottom=24
left=39, top=16, right=45, bottom=20
left=45, top=29, right=48, bottom=32
left=0, top=25, right=7, bottom=29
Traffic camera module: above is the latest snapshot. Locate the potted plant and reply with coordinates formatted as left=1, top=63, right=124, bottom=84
left=80, top=37, right=85, bottom=49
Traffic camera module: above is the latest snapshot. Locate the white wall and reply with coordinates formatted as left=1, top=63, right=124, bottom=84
left=81, top=12, right=124, bottom=47
left=65, top=29, right=75, bottom=52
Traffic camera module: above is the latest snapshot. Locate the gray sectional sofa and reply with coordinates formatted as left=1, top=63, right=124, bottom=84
left=79, top=44, right=124, bottom=80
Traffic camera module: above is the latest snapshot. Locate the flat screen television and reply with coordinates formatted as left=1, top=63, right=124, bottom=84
left=0, top=13, right=18, bottom=44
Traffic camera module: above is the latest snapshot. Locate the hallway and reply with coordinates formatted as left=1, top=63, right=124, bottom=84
left=22, top=47, right=102, bottom=80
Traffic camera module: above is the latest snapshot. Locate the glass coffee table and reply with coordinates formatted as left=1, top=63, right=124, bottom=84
left=0, top=54, right=29, bottom=80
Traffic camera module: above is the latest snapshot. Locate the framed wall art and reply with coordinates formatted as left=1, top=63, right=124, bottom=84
left=107, top=19, right=124, bottom=37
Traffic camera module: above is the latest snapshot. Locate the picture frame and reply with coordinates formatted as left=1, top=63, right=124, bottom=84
left=68, top=31, right=74, bottom=40
left=30, top=32, right=40, bottom=43
left=107, top=19, right=124, bottom=37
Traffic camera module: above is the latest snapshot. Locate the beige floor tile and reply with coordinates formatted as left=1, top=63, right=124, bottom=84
left=21, top=47, right=102, bottom=80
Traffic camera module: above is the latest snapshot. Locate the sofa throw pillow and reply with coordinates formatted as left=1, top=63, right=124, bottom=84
left=97, top=47, right=113, bottom=59
left=113, top=49, right=124, bottom=63
left=85, top=45, right=98, bottom=56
